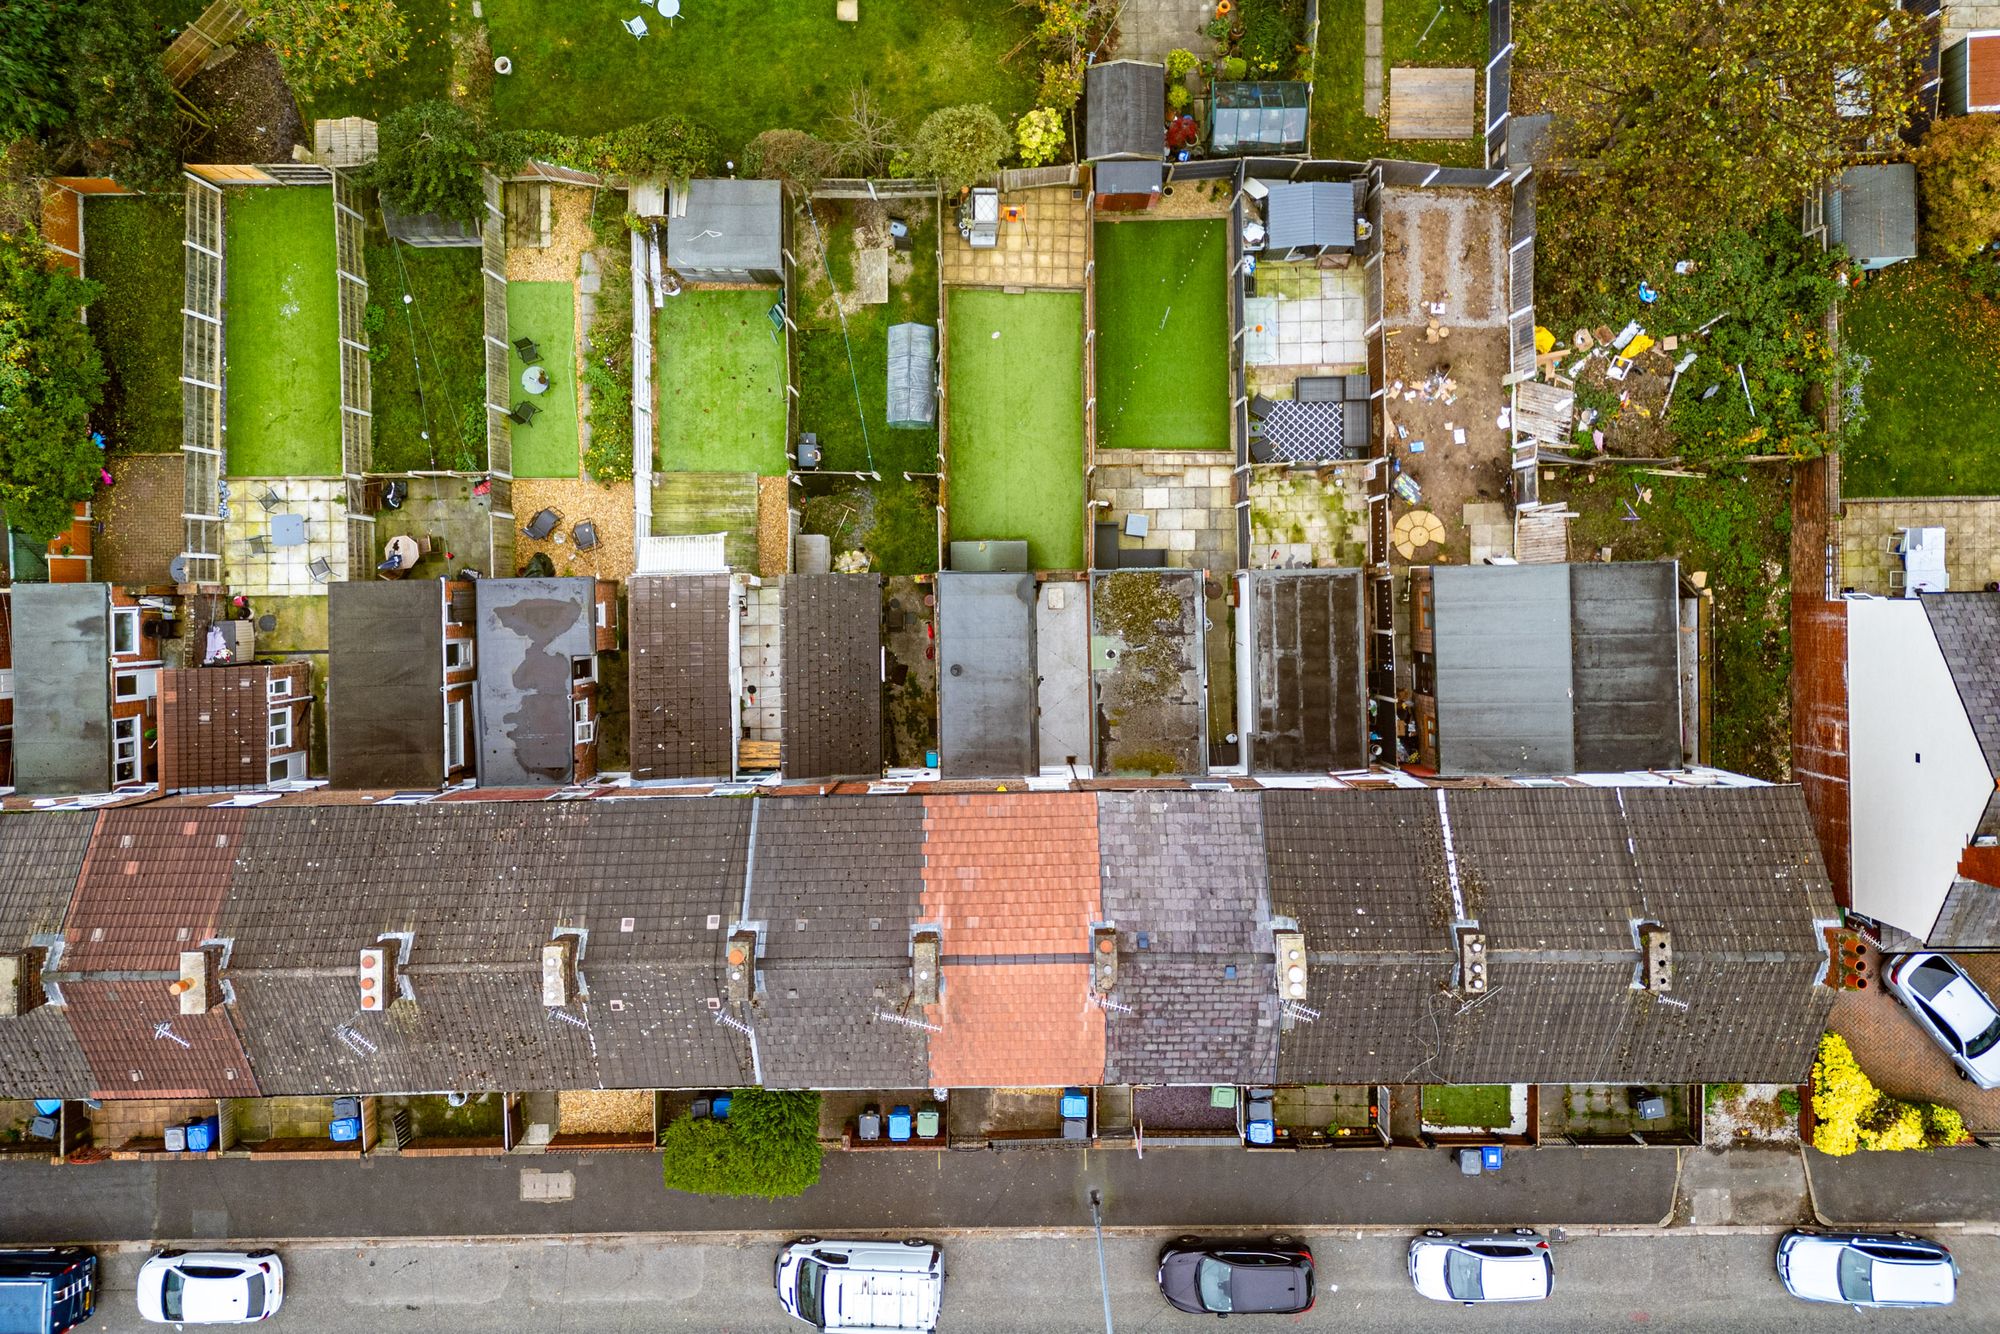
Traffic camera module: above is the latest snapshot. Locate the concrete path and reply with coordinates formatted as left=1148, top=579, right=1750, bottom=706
left=1116, top=0, right=1215, bottom=64
left=63, top=1231, right=2000, bottom=1332
left=1672, top=1148, right=1812, bottom=1228
left=1364, top=0, right=1385, bottom=117
left=0, top=1145, right=1678, bottom=1246
left=1806, top=1144, right=2000, bottom=1225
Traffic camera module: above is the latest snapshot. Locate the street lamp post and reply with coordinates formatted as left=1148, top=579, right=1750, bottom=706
left=1089, top=1187, right=1114, bottom=1334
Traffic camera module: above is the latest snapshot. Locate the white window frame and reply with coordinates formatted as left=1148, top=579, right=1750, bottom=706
left=113, top=716, right=141, bottom=785
left=595, top=598, right=610, bottom=629
left=267, top=707, right=292, bottom=751
left=572, top=697, right=594, bottom=745
left=444, top=639, right=474, bottom=671
left=571, top=655, right=597, bottom=685
left=444, top=697, right=467, bottom=771
left=0, top=668, right=13, bottom=699
left=111, top=607, right=141, bottom=657
left=114, top=669, right=156, bottom=701
left=267, top=752, right=304, bottom=784
left=265, top=673, right=289, bottom=701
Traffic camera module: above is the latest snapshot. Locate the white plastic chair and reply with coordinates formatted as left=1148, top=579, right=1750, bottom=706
left=623, top=13, right=649, bottom=37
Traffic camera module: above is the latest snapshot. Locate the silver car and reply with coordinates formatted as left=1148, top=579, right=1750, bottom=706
left=1408, top=1230, right=1553, bottom=1305
left=1886, top=952, right=2000, bottom=1087
left=1777, top=1230, right=1956, bottom=1308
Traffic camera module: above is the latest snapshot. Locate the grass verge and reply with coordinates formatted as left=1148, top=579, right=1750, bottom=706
left=507, top=280, right=581, bottom=478
left=85, top=195, right=185, bottom=456
left=1422, top=1084, right=1513, bottom=1128
left=1094, top=218, right=1229, bottom=450
left=654, top=287, right=789, bottom=475
left=365, top=229, right=486, bottom=473
left=225, top=186, right=341, bottom=478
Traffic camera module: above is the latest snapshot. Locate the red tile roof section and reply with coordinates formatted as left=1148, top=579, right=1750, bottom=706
left=920, top=794, right=1105, bottom=1085
left=64, top=979, right=258, bottom=1099
left=64, top=808, right=246, bottom=970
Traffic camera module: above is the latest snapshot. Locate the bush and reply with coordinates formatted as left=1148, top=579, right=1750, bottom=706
left=245, top=0, right=411, bottom=97
left=507, top=115, right=719, bottom=183
left=1168, top=84, right=1191, bottom=111
left=745, top=129, right=836, bottom=193
left=1038, top=57, right=1085, bottom=111
left=904, top=104, right=1012, bottom=191
left=1915, top=115, right=2000, bottom=261
left=1237, top=0, right=1306, bottom=77
left=660, top=1089, right=822, bottom=1199
left=1813, top=1033, right=1968, bottom=1156
left=1219, top=55, right=1249, bottom=81
left=0, top=232, right=108, bottom=540
left=0, top=0, right=181, bottom=189
left=1164, top=48, right=1200, bottom=81
left=1016, top=108, right=1066, bottom=167
left=1703, top=1082, right=1744, bottom=1111
left=1777, top=1088, right=1801, bottom=1118
left=375, top=100, right=493, bottom=226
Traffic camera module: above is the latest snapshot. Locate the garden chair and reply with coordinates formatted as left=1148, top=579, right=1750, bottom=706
left=523, top=507, right=563, bottom=541
left=622, top=13, right=649, bottom=37
left=571, top=519, right=601, bottom=552
left=1249, top=393, right=1277, bottom=419
left=255, top=486, right=284, bottom=512
left=508, top=401, right=540, bottom=426
left=240, top=534, right=271, bottom=556
left=513, top=337, right=542, bottom=365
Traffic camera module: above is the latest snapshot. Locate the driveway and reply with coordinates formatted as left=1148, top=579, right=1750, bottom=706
left=1829, top=944, right=2000, bottom=1130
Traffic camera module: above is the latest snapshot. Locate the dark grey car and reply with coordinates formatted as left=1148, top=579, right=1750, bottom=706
left=1157, top=1236, right=1315, bottom=1316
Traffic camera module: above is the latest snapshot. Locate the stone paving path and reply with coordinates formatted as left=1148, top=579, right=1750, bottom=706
left=1364, top=0, right=1385, bottom=116
left=1090, top=453, right=1236, bottom=570
left=1115, top=0, right=1214, bottom=63
left=941, top=187, right=1087, bottom=290
left=1837, top=496, right=2000, bottom=596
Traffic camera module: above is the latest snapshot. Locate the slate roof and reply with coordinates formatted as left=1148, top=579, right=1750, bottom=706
left=1923, top=590, right=2000, bottom=774
left=667, top=179, right=782, bottom=274
left=474, top=578, right=597, bottom=788
left=937, top=573, right=1038, bottom=778
left=781, top=574, right=883, bottom=780
left=0, top=812, right=98, bottom=1097
left=1830, top=164, right=1918, bottom=265
left=11, top=583, right=109, bottom=795
left=1094, top=160, right=1163, bottom=197
left=1245, top=570, right=1367, bottom=773
left=1085, top=60, right=1166, bottom=160
left=157, top=666, right=280, bottom=793
left=329, top=581, right=446, bottom=790
left=628, top=575, right=734, bottom=780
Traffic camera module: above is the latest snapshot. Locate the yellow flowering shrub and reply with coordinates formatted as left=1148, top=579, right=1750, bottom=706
left=1811, top=1033, right=1970, bottom=1156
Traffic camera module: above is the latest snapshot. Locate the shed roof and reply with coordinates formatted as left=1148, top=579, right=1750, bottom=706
left=474, top=577, right=597, bottom=788
left=1830, top=164, right=1918, bottom=265
left=1094, top=160, right=1164, bottom=197
left=11, top=583, right=109, bottom=795
left=1246, top=569, right=1368, bottom=772
left=667, top=178, right=782, bottom=273
left=628, top=575, right=735, bottom=780
left=781, top=574, right=884, bottom=779
left=1264, top=180, right=1356, bottom=251
left=329, top=580, right=446, bottom=790
left=937, top=572, right=1038, bottom=778
left=1085, top=59, right=1166, bottom=160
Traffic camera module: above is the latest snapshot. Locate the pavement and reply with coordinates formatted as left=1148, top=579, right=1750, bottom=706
left=61, top=1231, right=2000, bottom=1332
left=0, top=1146, right=1678, bottom=1246
left=1807, top=1146, right=2000, bottom=1226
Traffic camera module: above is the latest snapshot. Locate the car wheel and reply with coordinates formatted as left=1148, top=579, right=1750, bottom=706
left=1958, top=1068, right=1972, bottom=1081
left=245, top=1249, right=278, bottom=1259
left=796, top=1236, right=820, bottom=1246
left=155, top=1249, right=185, bottom=1259
left=1422, top=1229, right=1445, bottom=1238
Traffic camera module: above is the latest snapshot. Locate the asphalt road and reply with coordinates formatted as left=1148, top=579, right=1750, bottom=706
left=68, top=1231, right=1999, bottom=1333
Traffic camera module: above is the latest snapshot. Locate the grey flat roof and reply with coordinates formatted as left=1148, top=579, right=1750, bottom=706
left=667, top=178, right=782, bottom=273
left=1831, top=163, right=1918, bottom=264
left=938, top=572, right=1038, bottom=777
left=1095, top=160, right=1163, bottom=196
left=474, top=578, right=597, bottom=787
left=329, top=581, right=446, bottom=790
left=1264, top=180, right=1356, bottom=251
left=1247, top=570, right=1367, bottom=772
left=12, top=583, right=110, bottom=795
left=1433, top=562, right=1680, bottom=776
left=1085, top=59, right=1166, bottom=160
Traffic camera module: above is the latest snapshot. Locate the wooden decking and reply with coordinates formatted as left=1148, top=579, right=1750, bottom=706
left=1387, top=68, right=1477, bottom=141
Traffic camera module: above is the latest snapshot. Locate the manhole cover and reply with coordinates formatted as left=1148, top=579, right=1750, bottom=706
left=519, top=1169, right=574, bottom=1202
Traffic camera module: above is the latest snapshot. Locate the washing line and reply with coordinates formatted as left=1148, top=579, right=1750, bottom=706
left=801, top=197, right=875, bottom=474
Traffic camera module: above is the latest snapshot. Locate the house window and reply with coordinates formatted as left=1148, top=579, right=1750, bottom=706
left=113, top=716, right=141, bottom=785
left=445, top=639, right=474, bottom=671
left=265, top=673, right=289, bottom=701
left=267, top=707, right=292, bottom=751
left=572, top=697, right=594, bottom=745
left=571, top=656, right=596, bottom=685
left=114, top=669, right=156, bottom=701
left=267, top=752, right=304, bottom=784
left=444, top=698, right=467, bottom=771
left=111, top=607, right=141, bottom=656
left=595, top=598, right=610, bottom=629
left=0, top=668, right=13, bottom=699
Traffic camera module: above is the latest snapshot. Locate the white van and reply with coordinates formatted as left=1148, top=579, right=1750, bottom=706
left=774, top=1238, right=944, bottom=1333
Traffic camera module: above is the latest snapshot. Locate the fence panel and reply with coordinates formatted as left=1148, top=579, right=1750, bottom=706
left=180, top=175, right=227, bottom=584
left=481, top=173, right=513, bottom=479
left=333, top=169, right=372, bottom=477
left=162, top=0, right=248, bottom=86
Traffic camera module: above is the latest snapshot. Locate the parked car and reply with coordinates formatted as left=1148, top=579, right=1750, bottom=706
left=1777, top=1230, right=1957, bottom=1308
left=1408, top=1230, right=1553, bottom=1305
left=1885, top=952, right=2000, bottom=1087
left=1156, top=1236, right=1315, bottom=1316
left=773, top=1238, right=942, bottom=1332
left=135, top=1251, right=283, bottom=1325
left=0, top=1248, right=97, bottom=1334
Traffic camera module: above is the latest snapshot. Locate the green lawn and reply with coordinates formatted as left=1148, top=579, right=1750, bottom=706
left=1310, top=0, right=1485, bottom=164
left=1422, top=1084, right=1513, bottom=1128
left=85, top=195, right=185, bottom=456
left=484, top=0, right=1036, bottom=152
left=654, top=287, right=789, bottom=475
left=507, top=280, right=582, bottom=478
left=299, top=0, right=455, bottom=123
left=1841, top=261, right=2000, bottom=498
left=225, top=187, right=341, bottom=478
left=1094, top=219, right=1229, bottom=450
left=944, top=288, right=1085, bottom=571
left=366, top=231, right=486, bottom=473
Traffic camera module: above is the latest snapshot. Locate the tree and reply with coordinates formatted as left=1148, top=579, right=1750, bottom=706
left=659, top=1089, right=822, bottom=1199
left=374, top=100, right=492, bottom=225
left=904, top=104, right=1011, bottom=191
left=0, top=0, right=181, bottom=189
left=244, top=0, right=410, bottom=98
left=1915, top=115, right=2000, bottom=261
left=745, top=129, right=837, bottom=193
left=0, top=233, right=107, bottom=540
left=1016, top=108, right=1066, bottom=167
left=831, top=87, right=902, bottom=177
left=1518, top=0, right=1923, bottom=269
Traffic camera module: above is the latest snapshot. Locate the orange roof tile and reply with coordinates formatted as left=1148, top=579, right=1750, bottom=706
left=926, top=963, right=1105, bottom=1087
left=920, top=793, right=1101, bottom=955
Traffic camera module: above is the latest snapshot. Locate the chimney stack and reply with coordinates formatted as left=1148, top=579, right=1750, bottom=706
left=1456, top=927, right=1488, bottom=994
left=1639, top=924, right=1673, bottom=993
left=911, top=931, right=940, bottom=1006
left=541, top=935, right=579, bottom=1008
left=358, top=940, right=401, bottom=1011
left=175, top=946, right=225, bottom=1015
left=0, top=948, right=47, bottom=1017
left=725, top=929, right=759, bottom=1006
left=1090, top=927, right=1119, bottom=995
left=1274, top=931, right=1307, bottom=1001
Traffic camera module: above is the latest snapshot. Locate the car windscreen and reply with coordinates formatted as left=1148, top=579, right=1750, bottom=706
left=1445, top=1250, right=1485, bottom=1301
left=245, top=1274, right=265, bottom=1316
left=795, top=1260, right=826, bottom=1326
left=1837, top=1246, right=1875, bottom=1304
left=1910, top=959, right=1958, bottom=1000
left=1967, top=1016, right=2000, bottom=1058
left=161, top=1270, right=185, bottom=1322
left=1196, top=1258, right=1233, bottom=1312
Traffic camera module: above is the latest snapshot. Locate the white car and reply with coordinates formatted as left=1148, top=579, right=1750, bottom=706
left=1409, top=1230, right=1553, bottom=1305
left=1886, top=953, right=2000, bottom=1087
left=774, top=1237, right=942, bottom=1332
left=136, top=1250, right=284, bottom=1324
left=1777, top=1230, right=1957, bottom=1308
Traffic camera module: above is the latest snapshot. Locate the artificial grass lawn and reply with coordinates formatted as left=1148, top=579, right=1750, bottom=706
left=85, top=195, right=185, bottom=456
left=507, top=281, right=582, bottom=478
left=1309, top=0, right=1485, bottom=165
left=1094, top=219, right=1229, bottom=450
left=299, top=0, right=454, bottom=123
left=1423, top=1084, right=1513, bottom=1128
left=654, top=287, right=789, bottom=476
left=944, top=288, right=1085, bottom=571
left=484, top=0, right=1035, bottom=152
left=366, top=231, right=486, bottom=473
left=1841, top=261, right=2000, bottom=498
left=224, top=187, right=341, bottom=478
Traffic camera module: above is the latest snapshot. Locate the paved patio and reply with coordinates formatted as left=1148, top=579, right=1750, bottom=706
left=1244, top=261, right=1368, bottom=379
left=222, top=478, right=348, bottom=596
left=372, top=476, right=496, bottom=581
left=1249, top=468, right=1372, bottom=568
left=1090, top=453, right=1236, bottom=570
left=1838, top=497, right=2000, bottom=596
left=94, top=453, right=185, bottom=587
left=742, top=582, right=783, bottom=746
left=941, top=187, right=1088, bottom=290
left=1114, top=0, right=1214, bottom=61
left=1830, top=944, right=2000, bottom=1132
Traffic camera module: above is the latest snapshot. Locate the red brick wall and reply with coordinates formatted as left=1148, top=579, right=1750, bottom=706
left=1791, top=457, right=1851, bottom=904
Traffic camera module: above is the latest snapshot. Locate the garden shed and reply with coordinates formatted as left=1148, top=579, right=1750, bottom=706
left=1085, top=60, right=1166, bottom=160
left=887, top=322, right=936, bottom=428
left=1263, top=180, right=1359, bottom=259
left=1210, top=82, right=1309, bottom=156
left=381, top=197, right=481, bottom=248
left=1827, top=165, right=1918, bottom=271
left=667, top=179, right=783, bottom=285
